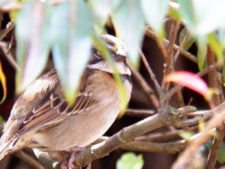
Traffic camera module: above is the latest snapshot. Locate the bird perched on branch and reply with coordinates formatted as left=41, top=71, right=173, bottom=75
left=0, top=35, right=132, bottom=168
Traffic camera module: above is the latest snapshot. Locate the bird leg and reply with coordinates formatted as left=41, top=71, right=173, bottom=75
left=61, top=147, right=91, bottom=169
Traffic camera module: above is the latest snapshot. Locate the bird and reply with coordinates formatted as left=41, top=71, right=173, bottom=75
left=0, top=34, right=132, bottom=167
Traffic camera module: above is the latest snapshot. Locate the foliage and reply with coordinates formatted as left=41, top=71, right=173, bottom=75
left=1, top=0, right=225, bottom=168
left=1, top=0, right=224, bottom=101
left=0, top=0, right=224, bottom=101
left=116, top=152, right=144, bottom=169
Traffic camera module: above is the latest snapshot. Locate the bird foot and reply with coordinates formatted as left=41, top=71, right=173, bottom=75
left=61, top=147, right=89, bottom=169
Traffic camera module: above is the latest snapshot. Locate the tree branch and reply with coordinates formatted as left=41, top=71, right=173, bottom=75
left=172, top=102, right=225, bottom=169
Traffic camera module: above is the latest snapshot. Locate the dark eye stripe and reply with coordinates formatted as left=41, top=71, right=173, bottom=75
left=89, top=48, right=103, bottom=64
left=121, top=74, right=132, bottom=83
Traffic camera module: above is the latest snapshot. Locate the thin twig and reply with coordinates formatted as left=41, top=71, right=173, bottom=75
left=172, top=102, right=225, bottom=169
left=145, top=28, right=197, bottom=63
left=206, top=47, right=223, bottom=105
left=207, top=128, right=225, bottom=169
left=166, top=21, right=185, bottom=107
left=145, top=27, right=168, bottom=63
left=206, top=47, right=224, bottom=169
left=166, top=21, right=180, bottom=65
left=197, top=63, right=221, bottom=77
left=0, top=22, right=15, bottom=41
left=174, top=30, right=190, bottom=62
left=125, top=108, right=155, bottom=117
left=170, top=39, right=197, bottom=63
left=131, top=67, right=159, bottom=108
left=0, top=42, right=18, bottom=70
left=140, top=51, right=163, bottom=97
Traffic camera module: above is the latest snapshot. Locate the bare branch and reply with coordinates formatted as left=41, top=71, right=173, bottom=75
left=174, top=30, right=190, bottom=62
left=131, top=67, right=159, bottom=108
left=172, top=102, right=225, bottom=169
left=73, top=113, right=164, bottom=166
left=121, top=140, right=186, bottom=153
left=72, top=104, right=216, bottom=167
left=0, top=42, right=18, bottom=70
left=145, top=28, right=197, bottom=63
left=125, top=108, right=155, bottom=117
left=140, top=51, right=163, bottom=97
left=206, top=47, right=224, bottom=169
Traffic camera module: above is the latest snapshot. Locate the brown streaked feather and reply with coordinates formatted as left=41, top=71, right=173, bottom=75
left=1, top=69, right=100, bottom=145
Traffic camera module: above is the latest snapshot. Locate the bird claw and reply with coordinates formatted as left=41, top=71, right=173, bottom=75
left=61, top=147, right=80, bottom=169
left=60, top=147, right=91, bottom=169
left=68, top=151, right=76, bottom=169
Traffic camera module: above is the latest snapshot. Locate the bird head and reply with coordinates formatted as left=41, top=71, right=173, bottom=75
left=87, top=35, right=131, bottom=76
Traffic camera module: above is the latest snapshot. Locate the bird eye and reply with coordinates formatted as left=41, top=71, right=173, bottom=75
left=106, top=40, right=116, bottom=48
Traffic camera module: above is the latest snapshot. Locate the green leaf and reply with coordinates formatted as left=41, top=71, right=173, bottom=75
left=0, top=116, right=4, bottom=124
left=16, top=0, right=51, bottom=92
left=9, top=0, right=24, bottom=21
left=51, top=0, right=93, bottom=103
left=208, top=33, right=224, bottom=63
left=179, top=130, right=195, bottom=141
left=217, top=29, right=225, bottom=45
left=217, top=142, right=225, bottom=164
left=197, top=37, right=207, bottom=70
left=222, top=65, right=225, bottom=83
left=111, top=0, right=144, bottom=67
left=88, top=0, right=121, bottom=25
left=176, top=0, right=225, bottom=35
left=141, top=0, right=168, bottom=36
left=116, top=152, right=144, bottom=169
left=168, top=2, right=182, bottom=21
left=179, top=28, right=196, bottom=50
left=0, top=62, right=7, bottom=104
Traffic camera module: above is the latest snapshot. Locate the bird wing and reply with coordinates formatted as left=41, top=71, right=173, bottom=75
left=1, top=69, right=99, bottom=144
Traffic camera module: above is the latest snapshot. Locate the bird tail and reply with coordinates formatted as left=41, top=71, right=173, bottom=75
left=0, top=137, right=20, bottom=160
left=0, top=141, right=12, bottom=160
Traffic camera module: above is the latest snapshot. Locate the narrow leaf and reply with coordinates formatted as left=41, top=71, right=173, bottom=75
left=51, top=0, right=93, bottom=102
left=177, top=0, right=225, bottom=35
left=168, top=2, right=181, bottom=21
left=0, top=61, right=7, bottom=104
left=208, top=33, right=224, bottom=63
left=141, top=0, right=169, bottom=36
left=197, top=37, right=207, bottom=70
left=164, top=71, right=209, bottom=97
left=111, top=0, right=145, bottom=67
left=179, top=130, right=195, bottom=141
left=16, top=0, right=51, bottom=92
left=88, top=0, right=121, bottom=25
left=179, top=28, right=196, bottom=50
left=217, top=29, right=225, bottom=45
left=217, top=142, right=225, bottom=164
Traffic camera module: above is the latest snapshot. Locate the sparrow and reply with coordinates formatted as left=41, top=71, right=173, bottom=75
left=0, top=35, right=132, bottom=166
